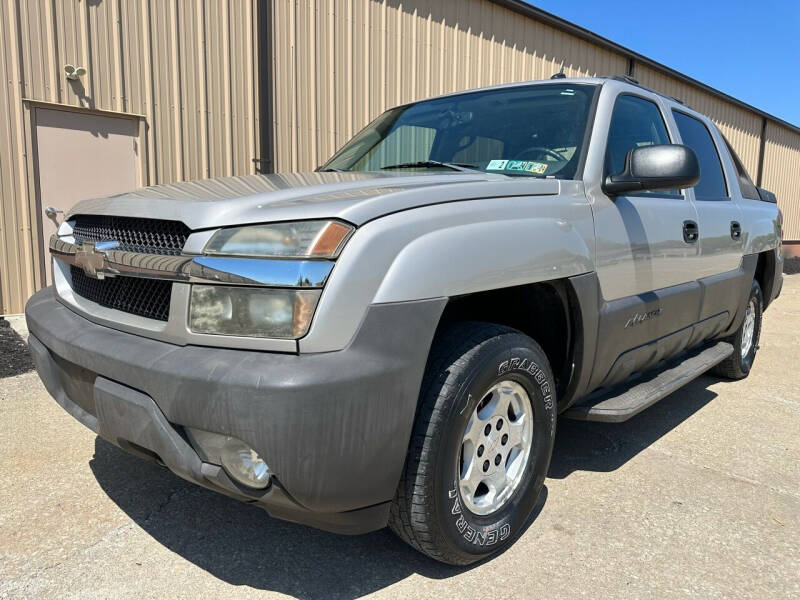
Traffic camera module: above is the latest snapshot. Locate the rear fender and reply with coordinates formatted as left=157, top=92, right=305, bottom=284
left=742, top=212, right=780, bottom=255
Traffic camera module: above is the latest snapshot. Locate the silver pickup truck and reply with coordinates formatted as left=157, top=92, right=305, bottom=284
left=26, top=76, right=783, bottom=565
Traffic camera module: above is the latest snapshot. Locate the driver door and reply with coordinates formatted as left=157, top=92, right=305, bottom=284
left=588, top=92, right=701, bottom=388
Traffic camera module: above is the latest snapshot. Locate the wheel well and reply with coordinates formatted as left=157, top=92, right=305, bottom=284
left=436, top=281, right=574, bottom=396
left=754, top=250, right=777, bottom=308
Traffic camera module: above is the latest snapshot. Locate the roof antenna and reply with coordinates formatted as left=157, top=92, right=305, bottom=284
left=550, top=60, right=566, bottom=79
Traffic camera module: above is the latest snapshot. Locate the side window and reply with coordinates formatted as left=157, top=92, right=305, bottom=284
left=606, top=95, right=678, bottom=195
left=722, top=136, right=760, bottom=200
left=672, top=112, right=728, bottom=200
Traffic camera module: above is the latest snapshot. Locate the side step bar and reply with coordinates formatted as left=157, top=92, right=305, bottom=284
left=563, top=341, right=734, bottom=423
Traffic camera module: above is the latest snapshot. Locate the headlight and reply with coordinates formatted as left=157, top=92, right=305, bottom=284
left=204, top=220, right=353, bottom=258
left=189, top=285, right=321, bottom=338
left=194, top=220, right=351, bottom=339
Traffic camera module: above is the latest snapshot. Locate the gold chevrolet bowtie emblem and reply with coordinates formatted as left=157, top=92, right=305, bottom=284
left=74, top=241, right=119, bottom=279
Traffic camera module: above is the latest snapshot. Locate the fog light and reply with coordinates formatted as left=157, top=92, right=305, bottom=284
left=220, top=439, right=270, bottom=488
left=186, top=428, right=271, bottom=489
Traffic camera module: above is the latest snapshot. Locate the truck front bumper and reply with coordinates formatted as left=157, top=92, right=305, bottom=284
left=25, top=288, right=445, bottom=534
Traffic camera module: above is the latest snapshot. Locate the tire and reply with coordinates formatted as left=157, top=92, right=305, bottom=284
left=389, top=322, right=557, bottom=565
left=713, top=279, right=763, bottom=380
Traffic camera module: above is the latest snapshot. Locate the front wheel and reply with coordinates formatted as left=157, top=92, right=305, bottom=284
left=713, top=279, right=763, bottom=380
left=389, top=322, right=557, bottom=565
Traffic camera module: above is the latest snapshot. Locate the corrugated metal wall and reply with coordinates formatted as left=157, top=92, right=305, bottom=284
left=2, top=0, right=798, bottom=313
left=269, top=0, right=628, bottom=173
left=267, top=0, right=799, bottom=241
left=0, top=0, right=40, bottom=316
left=763, top=122, right=800, bottom=241
left=0, top=0, right=260, bottom=314
left=269, top=0, right=785, bottom=185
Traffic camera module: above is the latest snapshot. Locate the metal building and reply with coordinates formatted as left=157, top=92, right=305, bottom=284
left=1, top=0, right=798, bottom=315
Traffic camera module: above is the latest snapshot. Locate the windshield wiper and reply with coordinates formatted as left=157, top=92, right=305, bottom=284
left=317, top=167, right=345, bottom=172
left=380, top=160, right=481, bottom=173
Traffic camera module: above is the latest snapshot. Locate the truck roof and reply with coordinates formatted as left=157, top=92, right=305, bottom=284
left=422, top=75, right=686, bottom=109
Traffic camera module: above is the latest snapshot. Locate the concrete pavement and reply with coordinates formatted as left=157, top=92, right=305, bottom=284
left=1, top=277, right=798, bottom=599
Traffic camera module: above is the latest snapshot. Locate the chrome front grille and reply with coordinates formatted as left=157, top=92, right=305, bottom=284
left=69, top=265, right=172, bottom=321
left=72, top=215, right=190, bottom=256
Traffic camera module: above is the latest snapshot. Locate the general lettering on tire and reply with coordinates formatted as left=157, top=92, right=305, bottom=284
left=448, top=487, right=511, bottom=546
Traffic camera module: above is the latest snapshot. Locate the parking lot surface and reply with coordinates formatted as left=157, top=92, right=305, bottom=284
left=1, top=276, right=798, bottom=599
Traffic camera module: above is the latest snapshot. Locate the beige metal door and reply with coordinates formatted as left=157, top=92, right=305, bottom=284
left=34, top=108, right=139, bottom=283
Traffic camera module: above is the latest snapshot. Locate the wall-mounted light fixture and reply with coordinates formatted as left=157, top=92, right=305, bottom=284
left=64, top=64, right=87, bottom=81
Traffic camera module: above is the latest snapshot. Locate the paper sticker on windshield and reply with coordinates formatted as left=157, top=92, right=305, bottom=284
left=486, top=159, right=509, bottom=170
left=524, top=161, right=548, bottom=174
left=506, top=160, right=528, bottom=171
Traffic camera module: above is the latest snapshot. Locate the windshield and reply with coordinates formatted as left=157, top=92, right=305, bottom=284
left=322, top=84, right=597, bottom=179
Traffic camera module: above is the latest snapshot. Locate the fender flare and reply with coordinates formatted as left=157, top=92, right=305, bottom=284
left=373, top=218, right=594, bottom=303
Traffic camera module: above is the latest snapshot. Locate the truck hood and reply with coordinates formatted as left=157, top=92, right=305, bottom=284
left=68, top=171, right=560, bottom=229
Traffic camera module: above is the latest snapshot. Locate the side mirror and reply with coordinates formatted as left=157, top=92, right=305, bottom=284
left=603, top=144, right=700, bottom=196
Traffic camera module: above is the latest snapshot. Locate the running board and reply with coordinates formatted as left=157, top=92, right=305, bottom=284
left=563, top=341, right=734, bottom=423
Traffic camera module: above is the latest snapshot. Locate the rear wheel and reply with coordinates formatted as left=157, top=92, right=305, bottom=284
left=713, top=279, right=763, bottom=380
left=389, top=322, right=557, bottom=565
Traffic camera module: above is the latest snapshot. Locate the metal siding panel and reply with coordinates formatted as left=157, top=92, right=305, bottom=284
left=2, top=0, right=40, bottom=314
left=204, top=0, right=222, bottom=177
left=149, top=0, right=175, bottom=183
left=0, top=0, right=21, bottom=313
left=271, top=0, right=291, bottom=173
left=3, top=2, right=33, bottom=312
left=88, top=0, right=114, bottom=110
left=763, top=122, right=800, bottom=241
left=194, top=0, right=210, bottom=178
left=121, top=0, right=145, bottom=114
left=110, top=0, right=123, bottom=112
left=317, top=0, right=335, bottom=165
left=230, top=2, right=251, bottom=176
left=177, top=0, right=201, bottom=182
left=243, top=0, right=256, bottom=174
left=139, top=0, right=157, bottom=183
left=296, top=0, right=314, bottom=170
left=53, top=0, right=83, bottom=107
left=251, top=1, right=261, bottom=173
left=221, top=0, right=233, bottom=176
left=272, top=0, right=630, bottom=171
left=18, top=1, right=43, bottom=102
left=168, top=0, right=184, bottom=182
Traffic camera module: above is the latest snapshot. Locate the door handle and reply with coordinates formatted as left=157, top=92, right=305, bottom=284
left=730, top=221, right=742, bottom=240
left=683, top=220, right=699, bottom=244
